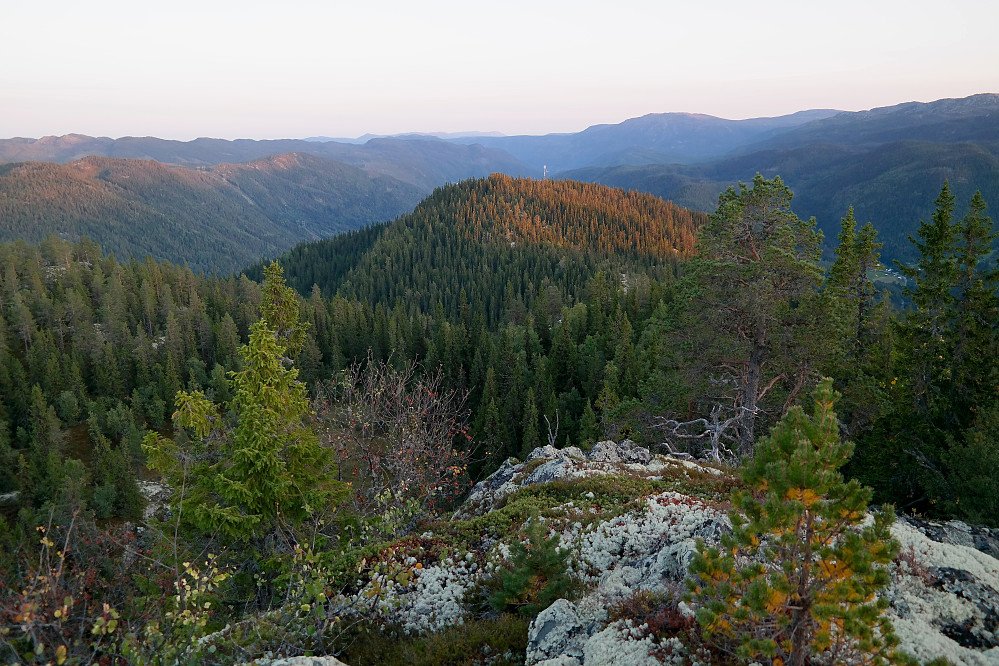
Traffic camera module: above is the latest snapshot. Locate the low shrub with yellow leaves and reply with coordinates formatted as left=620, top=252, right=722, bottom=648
left=687, top=379, right=911, bottom=666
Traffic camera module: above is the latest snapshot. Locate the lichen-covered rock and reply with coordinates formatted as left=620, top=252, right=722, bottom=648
left=902, top=515, right=999, bottom=560
left=455, top=458, right=522, bottom=518
left=335, top=549, right=483, bottom=635
left=588, top=440, right=650, bottom=465
left=524, top=457, right=579, bottom=486
left=885, top=518, right=999, bottom=665
left=249, top=657, right=348, bottom=666
left=454, top=441, right=720, bottom=520
left=137, top=480, right=173, bottom=521
left=581, top=621, right=659, bottom=666
left=528, top=445, right=586, bottom=462
left=526, top=599, right=594, bottom=665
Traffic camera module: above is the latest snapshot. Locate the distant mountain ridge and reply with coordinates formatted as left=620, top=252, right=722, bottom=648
left=3, top=92, right=997, bottom=267
left=0, top=135, right=532, bottom=189
left=743, top=93, right=999, bottom=152
left=0, top=152, right=424, bottom=272
left=449, top=109, right=842, bottom=171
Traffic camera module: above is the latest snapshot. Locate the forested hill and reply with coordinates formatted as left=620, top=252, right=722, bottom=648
left=253, top=175, right=705, bottom=325
left=0, top=153, right=424, bottom=272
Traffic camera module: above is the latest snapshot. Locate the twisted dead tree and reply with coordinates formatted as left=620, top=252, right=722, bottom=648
left=655, top=404, right=756, bottom=463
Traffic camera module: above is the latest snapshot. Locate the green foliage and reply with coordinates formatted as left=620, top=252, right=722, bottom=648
left=489, top=513, right=576, bottom=617
left=942, top=402, right=999, bottom=525
left=144, top=265, right=346, bottom=540
left=260, top=261, right=309, bottom=358
left=90, top=419, right=143, bottom=521
left=146, top=318, right=341, bottom=539
left=864, top=185, right=999, bottom=520
left=691, top=174, right=827, bottom=456
left=825, top=207, right=894, bottom=436
left=688, top=379, right=902, bottom=665
left=121, top=557, right=230, bottom=666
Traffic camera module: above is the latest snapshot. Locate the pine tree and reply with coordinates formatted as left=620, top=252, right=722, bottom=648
left=489, top=513, right=574, bottom=617
left=689, top=379, right=901, bottom=665
left=694, top=174, right=825, bottom=456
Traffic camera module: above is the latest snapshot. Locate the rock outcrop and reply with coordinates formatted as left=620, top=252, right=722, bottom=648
left=455, top=440, right=720, bottom=520
left=281, top=441, right=999, bottom=665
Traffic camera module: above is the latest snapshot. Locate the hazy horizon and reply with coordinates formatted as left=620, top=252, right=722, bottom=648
left=4, top=0, right=999, bottom=141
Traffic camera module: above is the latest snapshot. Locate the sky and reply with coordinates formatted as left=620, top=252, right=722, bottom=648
left=3, top=0, right=998, bottom=140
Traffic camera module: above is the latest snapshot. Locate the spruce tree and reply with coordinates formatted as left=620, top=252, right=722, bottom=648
left=579, top=398, right=599, bottom=448
left=897, top=182, right=960, bottom=421
left=689, top=379, right=901, bottom=665
left=825, top=208, right=892, bottom=437
left=145, top=272, right=342, bottom=539
left=260, top=261, right=309, bottom=358
left=520, top=387, right=541, bottom=459
left=881, top=186, right=998, bottom=515
left=950, top=191, right=998, bottom=420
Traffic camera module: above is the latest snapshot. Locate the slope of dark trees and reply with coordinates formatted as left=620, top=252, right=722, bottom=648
left=0, top=153, right=424, bottom=272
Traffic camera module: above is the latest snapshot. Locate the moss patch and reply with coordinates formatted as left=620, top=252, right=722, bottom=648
left=339, top=614, right=530, bottom=666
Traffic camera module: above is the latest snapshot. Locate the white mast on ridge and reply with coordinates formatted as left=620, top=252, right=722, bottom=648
left=543, top=165, right=547, bottom=179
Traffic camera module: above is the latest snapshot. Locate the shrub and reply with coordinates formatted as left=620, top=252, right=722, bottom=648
left=313, top=356, right=472, bottom=524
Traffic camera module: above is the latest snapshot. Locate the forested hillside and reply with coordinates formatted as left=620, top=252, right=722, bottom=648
left=257, top=174, right=703, bottom=324
left=0, top=153, right=423, bottom=272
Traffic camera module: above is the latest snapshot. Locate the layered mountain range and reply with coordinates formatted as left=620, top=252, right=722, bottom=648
left=1, top=92, right=996, bottom=269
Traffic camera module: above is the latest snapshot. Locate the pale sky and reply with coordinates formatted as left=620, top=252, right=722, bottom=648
left=3, top=0, right=998, bottom=140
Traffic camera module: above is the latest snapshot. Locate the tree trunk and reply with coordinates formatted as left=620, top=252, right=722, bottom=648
left=739, top=325, right=766, bottom=457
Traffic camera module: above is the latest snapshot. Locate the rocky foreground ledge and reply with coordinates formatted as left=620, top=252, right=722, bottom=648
left=187, top=441, right=999, bottom=665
